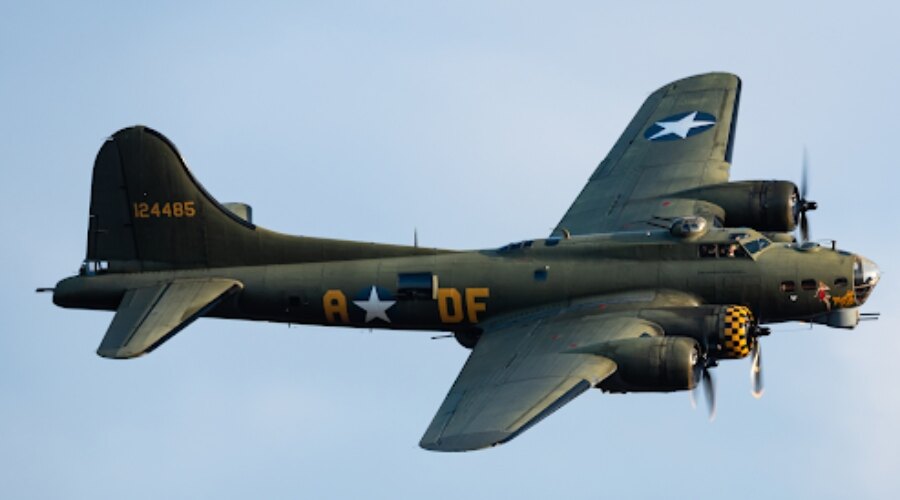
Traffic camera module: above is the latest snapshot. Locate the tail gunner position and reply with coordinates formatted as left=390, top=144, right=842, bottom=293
left=44, top=73, right=881, bottom=451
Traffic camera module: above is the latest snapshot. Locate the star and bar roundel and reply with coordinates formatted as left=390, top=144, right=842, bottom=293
left=644, top=111, right=716, bottom=141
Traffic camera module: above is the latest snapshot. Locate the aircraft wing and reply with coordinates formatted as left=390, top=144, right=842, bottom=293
left=553, top=72, right=741, bottom=236
left=419, top=303, right=666, bottom=452
left=97, top=278, right=243, bottom=359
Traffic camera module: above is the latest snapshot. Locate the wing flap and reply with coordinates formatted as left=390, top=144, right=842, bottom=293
left=97, top=278, right=243, bottom=359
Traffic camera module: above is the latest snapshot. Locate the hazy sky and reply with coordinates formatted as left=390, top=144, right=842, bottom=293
left=2, top=2, right=898, bottom=499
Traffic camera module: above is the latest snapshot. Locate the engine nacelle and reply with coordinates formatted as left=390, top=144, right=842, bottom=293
left=717, top=305, right=756, bottom=359
left=638, top=305, right=757, bottom=361
left=679, top=180, right=798, bottom=232
left=596, top=336, right=700, bottom=393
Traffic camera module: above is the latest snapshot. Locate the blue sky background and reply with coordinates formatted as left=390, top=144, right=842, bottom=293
left=2, top=1, right=898, bottom=498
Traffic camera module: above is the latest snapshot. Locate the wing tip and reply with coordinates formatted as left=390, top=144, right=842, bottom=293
left=419, top=431, right=511, bottom=452
left=96, top=348, right=141, bottom=359
left=653, top=72, right=741, bottom=96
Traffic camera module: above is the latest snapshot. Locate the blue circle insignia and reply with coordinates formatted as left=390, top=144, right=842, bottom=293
left=354, top=285, right=393, bottom=301
left=644, top=111, right=717, bottom=142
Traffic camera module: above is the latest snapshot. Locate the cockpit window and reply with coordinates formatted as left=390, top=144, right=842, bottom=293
left=718, top=243, right=747, bottom=258
left=699, top=243, right=748, bottom=259
left=742, top=238, right=771, bottom=254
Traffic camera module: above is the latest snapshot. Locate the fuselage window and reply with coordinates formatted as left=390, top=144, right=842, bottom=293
left=397, top=272, right=437, bottom=299
left=699, top=244, right=718, bottom=258
left=801, top=279, right=817, bottom=291
left=834, top=277, right=848, bottom=288
left=780, top=281, right=796, bottom=292
left=79, top=260, right=109, bottom=276
left=499, top=240, right=535, bottom=252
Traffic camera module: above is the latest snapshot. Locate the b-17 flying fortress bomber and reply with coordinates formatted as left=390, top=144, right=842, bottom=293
left=44, top=73, right=881, bottom=451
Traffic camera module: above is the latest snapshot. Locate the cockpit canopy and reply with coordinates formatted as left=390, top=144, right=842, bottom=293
left=697, top=232, right=772, bottom=259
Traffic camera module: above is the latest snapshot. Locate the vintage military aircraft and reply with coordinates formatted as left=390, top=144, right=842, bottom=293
left=45, top=72, right=881, bottom=452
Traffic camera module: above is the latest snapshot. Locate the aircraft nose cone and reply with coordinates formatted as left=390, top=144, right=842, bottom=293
left=854, top=255, right=881, bottom=306
left=862, top=256, right=880, bottom=285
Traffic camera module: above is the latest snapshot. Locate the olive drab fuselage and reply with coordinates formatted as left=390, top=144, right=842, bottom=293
left=54, top=227, right=861, bottom=335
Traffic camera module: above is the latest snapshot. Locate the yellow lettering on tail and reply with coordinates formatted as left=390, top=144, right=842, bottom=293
left=132, top=201, right=197, bottom=219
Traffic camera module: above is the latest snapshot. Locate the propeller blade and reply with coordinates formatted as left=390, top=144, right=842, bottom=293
left=800, top=213, right=810, bottom=243
left=797, top=148, right=816, bottom=242
left=751, top=342, right=764, bottom=399
left=801, top=148, right=809, bottom=200
left=703, top=369, right=716, bottom=421
left=690, top=350, right=702, bottom=410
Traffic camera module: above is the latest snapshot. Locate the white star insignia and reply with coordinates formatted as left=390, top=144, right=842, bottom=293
left=353, top=286, right=396, bottom=323
left=648, top=111, right=715, bottom=140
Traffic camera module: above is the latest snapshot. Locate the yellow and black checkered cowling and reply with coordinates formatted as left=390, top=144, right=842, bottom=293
left=718, top=305, right=755, bottom=359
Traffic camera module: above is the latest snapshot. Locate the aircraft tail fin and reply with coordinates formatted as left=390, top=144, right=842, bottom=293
left=87, top=126, right=258, bottom=271
left=86, top=126, right=438, bottom=272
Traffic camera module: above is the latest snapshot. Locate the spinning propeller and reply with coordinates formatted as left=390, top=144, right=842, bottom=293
left=750, top=341, right=764, bottom=399
left=691, top=352, right=717, bottom=421
left=796, top=148, right=818, bottom=242
left=692, top=325, right=770, bottom=419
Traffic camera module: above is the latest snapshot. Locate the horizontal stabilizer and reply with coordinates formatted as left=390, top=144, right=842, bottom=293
left=97, top=278, right=243, bottom=359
